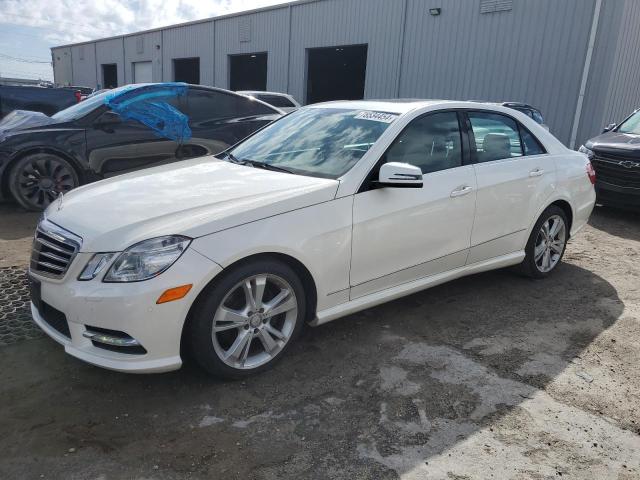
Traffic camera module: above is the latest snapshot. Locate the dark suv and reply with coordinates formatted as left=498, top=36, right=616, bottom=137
left=580, top=109, right=640, bottom=209
left=0, top=83, right=281, bottom=210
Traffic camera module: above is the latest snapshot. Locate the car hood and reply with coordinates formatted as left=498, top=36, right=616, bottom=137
left=44, top=157, right=339, bottom=252
left=586, top=131, right=640, bottom=157
left=0, top=110, right=60, bottom=134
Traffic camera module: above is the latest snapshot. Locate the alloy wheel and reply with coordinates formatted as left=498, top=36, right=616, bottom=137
left=17, top=157, right=77, bottom=209
left=211, top=274, right=298, bottom=370
left=534, top=215, right=566, bottom=273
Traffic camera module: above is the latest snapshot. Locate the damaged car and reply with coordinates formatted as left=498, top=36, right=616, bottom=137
left=0, top=83, right=282, bottom=210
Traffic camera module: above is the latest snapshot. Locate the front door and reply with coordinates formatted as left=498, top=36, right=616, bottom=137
left=350, top=111, right=477, bottom=299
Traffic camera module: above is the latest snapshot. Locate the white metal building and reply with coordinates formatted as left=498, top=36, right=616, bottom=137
left=51, top=0, right=640, bottom=147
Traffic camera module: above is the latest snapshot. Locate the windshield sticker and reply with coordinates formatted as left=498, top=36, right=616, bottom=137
left=354, top=111, right=398, bottom=123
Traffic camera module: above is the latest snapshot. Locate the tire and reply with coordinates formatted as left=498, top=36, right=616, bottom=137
left=9, top=153, right=80, bottom=211
left=188, top=259, right=306, bottom=379
left=517, top=205, right=569, bottom=279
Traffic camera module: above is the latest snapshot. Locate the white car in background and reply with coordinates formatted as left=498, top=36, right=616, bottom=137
left=29, top=100, right=596, bottom=378
left=238, top=90, right=301, bottom=112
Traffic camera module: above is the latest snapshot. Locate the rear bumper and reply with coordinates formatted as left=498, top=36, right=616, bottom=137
left=596, top=182, right=640, bottom=209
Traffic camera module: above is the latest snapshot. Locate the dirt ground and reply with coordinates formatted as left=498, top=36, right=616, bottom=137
left=0, top=202, right=639, bottom=480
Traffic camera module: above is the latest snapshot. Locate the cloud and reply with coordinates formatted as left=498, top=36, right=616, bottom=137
left=0, top=0, right=290, bottom=45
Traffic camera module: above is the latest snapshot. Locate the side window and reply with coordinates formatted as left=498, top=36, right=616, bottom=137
left=520, top=127, right=546, bottom=155
left=186, top=90, right=275, bottom=126
left=384, top=112, right=462, bottom=175
left=468, top=112, right=523, bottom=162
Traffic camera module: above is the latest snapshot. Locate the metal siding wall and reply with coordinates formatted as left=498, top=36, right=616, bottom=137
left=289, top=0, right=406, bottom=103
left=124, top=32, right=162, bottom=84
left=574, top=1, right=621, bottom=147
left=163, top=22, right=215, bottom=85
left=51, top=47, right=73, bottom=86
left=70, top=44, right=97, bottom=88
left=601, top=0, right=640, bottom=128
left=95, top=38, right=125, bottom=87
left=214, top=8, right=290, bottom=92
left=399, top=0, right=596, bottom=145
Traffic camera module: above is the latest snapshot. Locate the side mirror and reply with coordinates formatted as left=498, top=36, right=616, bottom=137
left=377, top=162, right=423, bottom=188
left=95, top=111, right=121, bottom=127
left=602, top=123, right=616, bottom=133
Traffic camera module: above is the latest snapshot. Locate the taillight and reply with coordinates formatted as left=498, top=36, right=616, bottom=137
left=74, top=91, right=82, bottom=102
left=586, top=162, right=596, bottom=185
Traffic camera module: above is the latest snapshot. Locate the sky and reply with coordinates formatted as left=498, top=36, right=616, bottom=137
left=0, top=0, right=289, bottom=82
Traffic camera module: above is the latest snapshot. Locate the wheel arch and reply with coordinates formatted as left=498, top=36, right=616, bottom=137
left=548, top=199, right=573, bottom=235
left=525, top=195, right=575, bottom=244
left=180, top=251, right=318, bottom=356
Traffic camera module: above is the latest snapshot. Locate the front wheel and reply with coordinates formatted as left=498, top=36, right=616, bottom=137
left=517, top=205, right=569, bottom=278
left=9, top=153, right=79, bottom=211
left=188, top=259, right=306, bottom=378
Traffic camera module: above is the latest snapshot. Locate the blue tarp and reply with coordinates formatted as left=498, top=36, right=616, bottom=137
left=104, top=83, right=192, bottom=142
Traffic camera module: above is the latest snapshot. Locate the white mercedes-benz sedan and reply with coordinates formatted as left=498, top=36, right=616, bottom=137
left=29, top=100, right=596, bottom=377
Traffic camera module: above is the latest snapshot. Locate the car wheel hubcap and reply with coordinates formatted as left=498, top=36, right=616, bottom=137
left=211, top=274, right=298, bottom=370
left=18, top=158, right=76, bottom=208
left=534, top=215, right=566, bottom=273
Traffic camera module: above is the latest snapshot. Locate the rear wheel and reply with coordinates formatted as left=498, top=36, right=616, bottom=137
left=188, top=259, right=306, bottom=378
left=9, top=153, right=79, bottom=211
left=517, top=205, right=569, bottom=278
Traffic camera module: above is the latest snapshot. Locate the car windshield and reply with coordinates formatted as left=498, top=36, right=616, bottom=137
left=228, top=107, right=397, bottom=178
left=617, top=111, right=640, bottom=135
left=51, top=90, right=112, bottom=121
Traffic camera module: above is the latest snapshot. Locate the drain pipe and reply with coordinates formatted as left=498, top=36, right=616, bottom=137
left=569, top=0, right=603, bottom=149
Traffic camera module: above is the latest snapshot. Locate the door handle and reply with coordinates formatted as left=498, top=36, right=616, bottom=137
left=450, top=185, right=474, bottom=198
left=529, top=168, right=545, bottom=177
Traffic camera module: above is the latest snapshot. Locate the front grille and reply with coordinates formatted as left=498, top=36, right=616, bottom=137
left=592, top=153, right=640, bottom=189
left=30, top=220, right=82, bottom=279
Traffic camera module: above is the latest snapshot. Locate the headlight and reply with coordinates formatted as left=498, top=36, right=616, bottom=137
left=578, top=145, right=595, bottom=160
left=78, top=253, right=117, bottom=281
left=103, top=235, right=191, bottom=283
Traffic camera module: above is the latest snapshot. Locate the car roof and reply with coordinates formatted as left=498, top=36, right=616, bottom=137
left=306, top=99, right=478, bottom=114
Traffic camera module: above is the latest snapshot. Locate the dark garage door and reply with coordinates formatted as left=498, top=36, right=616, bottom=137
left=173, top=58, right=200, bottom=84
left=306, top=45, right=367, bottom=104
left=229, top=53, right=268, bottom=91
left=102, top=64, right=117, bottom=89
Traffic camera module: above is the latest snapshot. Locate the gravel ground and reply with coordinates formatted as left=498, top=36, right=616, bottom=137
left=0, top=203, right=638, bottom=480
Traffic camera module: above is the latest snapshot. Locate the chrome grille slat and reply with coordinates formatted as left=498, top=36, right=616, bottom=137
left=33, top=238, right=74, bottom=257
left=30, top=219, right=82, bottom=279
left=34, top=260, right=65, bottom=272
left=33, top=249, right=71, bottom=264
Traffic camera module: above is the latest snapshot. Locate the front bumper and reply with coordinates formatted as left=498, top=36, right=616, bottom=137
left=596, top=182, right=640, bottom=209
left=31, top=247, right=222, bottom=373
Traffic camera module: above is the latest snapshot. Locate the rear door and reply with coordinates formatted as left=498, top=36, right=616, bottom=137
left=465, top=110, right=555, bottom=263
left=181, top=88, right=278, bottom=158
left=350, top=111, right=477, bottom=298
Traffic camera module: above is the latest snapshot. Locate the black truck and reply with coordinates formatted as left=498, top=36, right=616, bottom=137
left=0, top=85, right=80, bottom=119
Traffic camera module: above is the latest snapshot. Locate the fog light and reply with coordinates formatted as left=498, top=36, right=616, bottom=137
left=156, top=284, right=193, bottom=304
